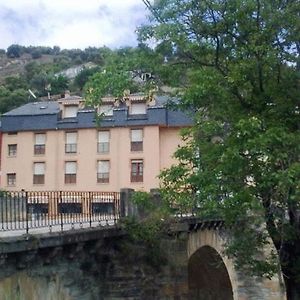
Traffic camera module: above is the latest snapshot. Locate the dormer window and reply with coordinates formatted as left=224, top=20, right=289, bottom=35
left=64, top=105, right=78, bottom=118
left=99, top=104, right=113, bottom=116
left=131, top=103, right=146, bottom=115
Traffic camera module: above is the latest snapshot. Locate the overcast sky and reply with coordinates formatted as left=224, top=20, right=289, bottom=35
left=0, top=0, right=149, bottom=50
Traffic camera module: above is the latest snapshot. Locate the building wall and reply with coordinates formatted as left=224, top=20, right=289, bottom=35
left=0, top=126, right=183, bottom=192
left=159, top=127, right=183, bottom=171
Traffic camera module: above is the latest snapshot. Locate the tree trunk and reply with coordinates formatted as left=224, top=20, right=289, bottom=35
left=284, top=277, right=300, bottom=300
left=280, top=240, right=300, bottom=300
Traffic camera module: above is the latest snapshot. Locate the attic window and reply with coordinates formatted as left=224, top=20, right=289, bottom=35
left=64, top=105, right=78, bottom=118
left=131, top=103, right=146, bottom=115
left=99, top=104, right=113, bottom=116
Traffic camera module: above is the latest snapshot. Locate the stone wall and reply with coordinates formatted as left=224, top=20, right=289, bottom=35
left=0, top=233, right=190, bottom=300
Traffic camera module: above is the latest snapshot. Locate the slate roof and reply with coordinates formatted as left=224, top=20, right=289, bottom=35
left=4, top=101, right=60, bottom=116
left=0, top=96, right=192, bottom=132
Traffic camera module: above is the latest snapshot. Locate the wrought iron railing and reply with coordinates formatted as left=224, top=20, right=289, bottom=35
left=0, top=191, right=120, bottom=234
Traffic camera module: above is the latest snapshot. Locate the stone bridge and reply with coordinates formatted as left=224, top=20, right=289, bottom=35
left=184, top=219, right=285, bottom=300
left=0, top=217, right=286, bottom=300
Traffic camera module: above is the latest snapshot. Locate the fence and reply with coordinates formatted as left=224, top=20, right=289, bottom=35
left=0, top=191, right=120, bottom=233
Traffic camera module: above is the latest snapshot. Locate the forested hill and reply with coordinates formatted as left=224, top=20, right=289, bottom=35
left=0, top=44, right=179, bottom=115
left=0, top=45, right=111, bottom=114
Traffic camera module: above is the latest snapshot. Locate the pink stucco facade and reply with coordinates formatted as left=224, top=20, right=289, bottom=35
left=0, top=126, right=184, bottom=192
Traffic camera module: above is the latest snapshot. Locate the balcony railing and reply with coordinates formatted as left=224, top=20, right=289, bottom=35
left=131, top=174, right=143, bottom=182
left=0, top=191, right=120, bottom=233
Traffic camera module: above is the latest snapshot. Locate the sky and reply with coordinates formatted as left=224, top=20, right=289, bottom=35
left=0, top=0, right=149, bottom=50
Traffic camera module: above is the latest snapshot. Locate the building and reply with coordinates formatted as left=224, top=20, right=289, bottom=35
left=0, top=93, right=191, bottom=192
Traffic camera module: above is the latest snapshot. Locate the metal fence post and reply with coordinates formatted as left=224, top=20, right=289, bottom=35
left=59, top=191, right=63, bottom=232
left=25, top=191, right=29, bottom=234
left=89, top=192, right=92, bottom=227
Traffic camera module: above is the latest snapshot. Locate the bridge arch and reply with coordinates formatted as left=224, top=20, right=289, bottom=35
left=188, top=228, right=238, bottom=299
left=187, top=227, right=286, bottom=300
left=188, top=245, right=234, bottom=299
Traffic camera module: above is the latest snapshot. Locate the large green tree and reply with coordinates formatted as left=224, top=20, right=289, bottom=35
left=140, top=0, right=300, bottom=298
left=83, top=45, right=163, bottom=105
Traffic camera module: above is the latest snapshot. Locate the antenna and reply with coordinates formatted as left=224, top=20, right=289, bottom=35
left=28, top=89, right=37, bottom=99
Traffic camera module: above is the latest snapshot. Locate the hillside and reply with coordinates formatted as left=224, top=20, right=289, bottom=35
left=0, top=45, right=106, bottom=114
left=0, top=53, right=55, bottom=83
left=0, top=44, right=178, bottom=115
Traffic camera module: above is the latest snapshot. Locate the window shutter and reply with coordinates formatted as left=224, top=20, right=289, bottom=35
left=64, top=105, right=78, bottom=118
left=98, top=131, right=109, bottom=142
left=35, top=133, right=46, bottom=145
left=66, top=132, right=77, bottom=143
left=131, top=129, right=143, bottom=142
left=131, top=103, right=146, bottom=114
left=98, top=161, right=109, bottom=173
left=65, top=162, right=77, bottom=174
left=34, top=162, right=45, bottom=175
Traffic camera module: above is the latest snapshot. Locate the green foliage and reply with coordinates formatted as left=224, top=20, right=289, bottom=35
left=131, top=191, right=155, bottom=212
left=31, top=49, right=42, bottom=59
left=0, top=87, right=28, bottom=114
left=73, top=67, right=101, bottom=90
left=141, top=0, right=300, bottom=293
left=4, top=76, right=28, bottom=91
left=6, top=44, right=24, bottom=58
left=50, top=75, right=69, bottom=95
left=120, top=191, right=171, bottom=268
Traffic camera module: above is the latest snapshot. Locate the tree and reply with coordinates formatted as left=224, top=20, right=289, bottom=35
left=141, top=0, right=300, bottom=298
left=6, top=44, right=24, bottom=58
left=84, top=68, right=137, bottom=106
left=50, top=75, right=69, bottom=95
left=83, top=46, right=159, bottom=105
left=4, top=76, right=28, bottom=91
left=31, top=49, right=42, bottom=59
left=0, top=87, right=27, bottom=114
left=73, top=67, right=101, bottom=91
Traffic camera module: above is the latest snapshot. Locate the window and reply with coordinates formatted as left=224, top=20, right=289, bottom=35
left=131, top=160, right=143, bottom=182
left=97, top=160, right=110, bottom=183
left=97, top=131, right=110, bottom=153
left=33, top=162, right=45, bottom=184
left=131, top=129, right=143, bottom=151
left=99, top=105, right=113, bottom=116
left=34, top=133, right=46, bottom=155
left=64, top=105, right=78, bottom=118
left=8, top=132, right=17, bottom=135
left=65, top=132, right=77, bottom=153
left=8, top=144, right=17, bottom=156
left=65, top=161, right=77, bottom=184
left=131, top=103, right=146, bottom=114
left=7, top=173, right=16, bottom=186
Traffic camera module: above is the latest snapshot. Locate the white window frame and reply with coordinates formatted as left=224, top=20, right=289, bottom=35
left=97, top=160, right=110, bottom=183
left=97, top=131, right=110, bottom=153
